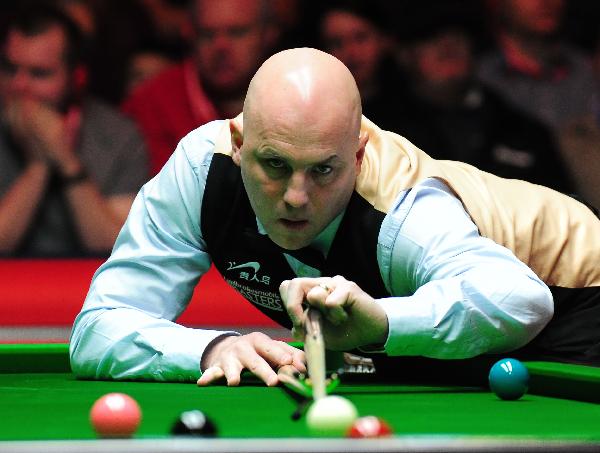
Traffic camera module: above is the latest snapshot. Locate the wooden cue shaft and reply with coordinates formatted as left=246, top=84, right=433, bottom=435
left=304, top=307, right=327, bottom=400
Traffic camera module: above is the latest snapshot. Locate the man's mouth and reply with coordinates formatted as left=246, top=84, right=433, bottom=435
left=279, top=219, right=309, bottom=230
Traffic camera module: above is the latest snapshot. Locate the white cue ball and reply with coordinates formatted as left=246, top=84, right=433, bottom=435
left=306, top=395, right=358, bottom=436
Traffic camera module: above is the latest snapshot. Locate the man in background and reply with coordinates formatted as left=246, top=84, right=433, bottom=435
left=122, top=0, right=277, bottom=175
left=477, top=0, right=600, bottom=207
left=0, top=3, right=149, bottom=256
left=393, top=0, right=574, bottom=192
left=317, top=1, right=405, bottom=133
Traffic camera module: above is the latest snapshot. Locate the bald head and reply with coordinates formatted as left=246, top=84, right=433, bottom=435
left=243, top=48, right=362, bottom=141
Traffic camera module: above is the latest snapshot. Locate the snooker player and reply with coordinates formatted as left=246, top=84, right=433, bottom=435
left=70, top=48, right=600, bottom=386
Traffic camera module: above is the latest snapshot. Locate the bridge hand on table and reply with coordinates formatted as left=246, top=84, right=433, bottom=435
left=197, top=332, right=306, bottom=387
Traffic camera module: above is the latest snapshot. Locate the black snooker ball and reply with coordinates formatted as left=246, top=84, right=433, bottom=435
left=171, top=410, right=217, bottom=437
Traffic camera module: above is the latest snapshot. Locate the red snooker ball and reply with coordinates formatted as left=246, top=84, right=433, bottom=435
left=347, top=416, right=393, bottom=438
left=90, top=393, right=141, bottom=438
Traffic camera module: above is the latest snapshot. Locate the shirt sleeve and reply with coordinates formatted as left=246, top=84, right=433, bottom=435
left=376, top=178, right=554, bottom=359
left=70, top=121, right=239, bottom=381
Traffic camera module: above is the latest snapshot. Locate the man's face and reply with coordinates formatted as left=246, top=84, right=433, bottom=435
left=192, top=0, right=267, bottom=96
left=412, top=30, right=472, bottom=85
left=320, top=11, right=386, bottom=90
left=0, top=25, right=70, bottom=109
left=232, top=116, right=365, bottom=250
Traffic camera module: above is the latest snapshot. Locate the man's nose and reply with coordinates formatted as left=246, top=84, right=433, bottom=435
left=283, top=172, right=310, bottom=208
left=212, top=32, right=233, bottom=52
left=8, top=69, right=30, bottom=95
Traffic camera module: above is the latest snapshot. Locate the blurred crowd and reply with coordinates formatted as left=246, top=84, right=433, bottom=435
left=1, top=0, right=599, bottom=258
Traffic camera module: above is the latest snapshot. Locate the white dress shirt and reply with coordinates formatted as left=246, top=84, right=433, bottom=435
left=70, top=120, right=553, bottom=381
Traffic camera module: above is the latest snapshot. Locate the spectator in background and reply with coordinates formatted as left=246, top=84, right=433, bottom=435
left=124, top=44, right=175, bottom=95
left=59, top=0, right=159, bottom=106
left=138, top=0, right=193, bottom=60
left=478, top=0, right=596, bottom=130
left=122, top=0, right=277, bottom=175
left=0, top=3, right=149, bottom=257
left=317, top=1, right=405, bottom=132
left=392, top=0, right=574, bottom=192
left=477, top=0, right=600, bottom=207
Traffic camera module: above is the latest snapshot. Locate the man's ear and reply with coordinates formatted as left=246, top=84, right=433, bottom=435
left=72, top=64, right=88, bottom=96
left=355, top=131, right=369, bottom=174
left=230, top=119, right=243, bottom=166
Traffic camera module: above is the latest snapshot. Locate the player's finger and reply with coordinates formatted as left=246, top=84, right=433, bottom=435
left=239, top=355, right=279, bottom=387
left=253, top=336, right=295, bottom=369
left=220, top=359, right=245, bottom=387
left=289, top=347, right=307, bottom=373
left=324, top=305, right=348, bottom=326
left=279, top=279, right=290, bottom=293
left=250, top=337, right=303, bottom=383
left=218, top=334, right=280, bottom=386
left=197, top=366, right=225, bottom=386
left=306, top=283, right=329, bottom=306
left=304, top=279, right=348, bottom=326
left=322, top=288, right=350, bottom=325
left=323, top=276, right=354, bottom=324
left=276, top=341, right=306, bottom=373
left=280, top=279, right=309, bottom=332
left=279, top=279, right=303, bottom=327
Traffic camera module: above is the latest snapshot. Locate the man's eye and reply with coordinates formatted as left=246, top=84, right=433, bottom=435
left=0, top=58, right=16, bottom=76
left=229, top=26, right=251, bottom=39
left=30, top=68, right=53, bottom=79
left=313, top=165, right=332, bottom=175
left=197, top=29, right=215, bottom=41
left=267, top=158, right=285, bottom=169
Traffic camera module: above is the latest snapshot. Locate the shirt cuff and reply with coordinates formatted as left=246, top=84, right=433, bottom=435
left=376, top=296, right=435, bottom=356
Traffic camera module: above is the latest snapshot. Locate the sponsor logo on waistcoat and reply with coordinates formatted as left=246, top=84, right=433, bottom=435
left=224, top=260, right=283, bottom=311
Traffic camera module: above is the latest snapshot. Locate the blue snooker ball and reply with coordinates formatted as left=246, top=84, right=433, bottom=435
left=488, top=358, right=529, bottom=400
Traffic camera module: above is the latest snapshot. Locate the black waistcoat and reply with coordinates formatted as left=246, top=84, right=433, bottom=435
left=201, top=153, right=390, bottom=329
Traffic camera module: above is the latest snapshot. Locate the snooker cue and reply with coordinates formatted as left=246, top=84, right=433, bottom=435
left=304, top=307, right=327, bottom=400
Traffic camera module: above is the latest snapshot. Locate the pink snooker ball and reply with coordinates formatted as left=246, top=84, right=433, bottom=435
left=90, top=393, right=141, bottom=438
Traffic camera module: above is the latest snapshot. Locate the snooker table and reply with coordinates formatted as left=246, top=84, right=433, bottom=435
left=2, top=344, right=600, bottom=452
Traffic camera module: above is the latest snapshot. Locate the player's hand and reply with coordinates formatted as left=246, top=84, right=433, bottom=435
left=279, top=276, right=389, bottom=351
left=197, top=332, right=306, bottom=387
